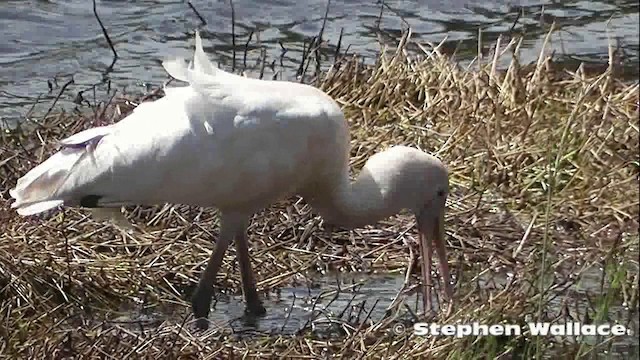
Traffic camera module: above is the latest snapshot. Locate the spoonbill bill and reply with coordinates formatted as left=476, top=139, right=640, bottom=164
left=9, top=31, right=452, bottom=328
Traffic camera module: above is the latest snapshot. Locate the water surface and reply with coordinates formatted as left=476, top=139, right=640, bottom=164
left=0, top=0, right=638, bottom=123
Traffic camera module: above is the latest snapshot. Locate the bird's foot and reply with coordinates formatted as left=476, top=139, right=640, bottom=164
left=195, top=317, right=210, bottom=330
left=191, top=287, right=213, bottom=329
left=245, top=300, right=266, bottom=317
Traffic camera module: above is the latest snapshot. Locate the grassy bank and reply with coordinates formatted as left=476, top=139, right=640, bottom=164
left=1, top=29, right=638, bottom=359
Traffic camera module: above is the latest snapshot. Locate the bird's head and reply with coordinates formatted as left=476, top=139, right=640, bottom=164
left=363, top=145, right=452, bottom=307
left=362, top=145, right=449, bottom=216
left=313, top=144, right=452, bottom=310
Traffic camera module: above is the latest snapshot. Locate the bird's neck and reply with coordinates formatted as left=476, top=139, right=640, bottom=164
left=309, top=170, right=392, bottom=229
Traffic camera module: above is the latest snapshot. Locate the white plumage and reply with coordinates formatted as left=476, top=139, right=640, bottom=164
left=10, top=31, right=452, bottom=328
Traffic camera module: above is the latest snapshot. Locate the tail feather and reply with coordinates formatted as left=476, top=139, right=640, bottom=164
left=12, top=200, right=64, bottom=216
left=10, top=126, right=111, bottom=216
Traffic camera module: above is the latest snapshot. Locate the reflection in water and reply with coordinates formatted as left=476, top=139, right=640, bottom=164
left=0, top=0, right=638, bottom=122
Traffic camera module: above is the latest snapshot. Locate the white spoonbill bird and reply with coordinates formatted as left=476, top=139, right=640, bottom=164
left=9, top=31, right=452, bottom=328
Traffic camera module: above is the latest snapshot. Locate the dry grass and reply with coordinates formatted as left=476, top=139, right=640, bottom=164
left=1, top=28, right=638, bottom=359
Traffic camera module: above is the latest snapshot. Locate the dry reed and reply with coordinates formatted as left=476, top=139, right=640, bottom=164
left=0, top=28, right=638, bottom=359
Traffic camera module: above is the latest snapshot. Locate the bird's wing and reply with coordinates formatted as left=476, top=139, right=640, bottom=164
left=58, top=125, right=114, bottom=147
left=10, top=87, right=199, bottom=214
left=11, top=31, right=347, bottom=216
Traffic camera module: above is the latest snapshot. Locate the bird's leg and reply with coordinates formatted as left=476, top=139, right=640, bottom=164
left=192, top=213, right=237, bottom=329
left=235, top=224, right=266, bottom=316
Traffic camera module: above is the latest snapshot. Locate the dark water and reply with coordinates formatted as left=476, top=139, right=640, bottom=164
left=0, top=0, right=638, bottom=124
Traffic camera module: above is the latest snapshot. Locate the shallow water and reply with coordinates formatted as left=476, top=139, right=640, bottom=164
left=108, top=265, right=637, bottom=356
left=207, top=272, right=413, bottom=335
left=114, top=272, right=416, bottom=335
left=0, top=0, right=638, bottom=124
